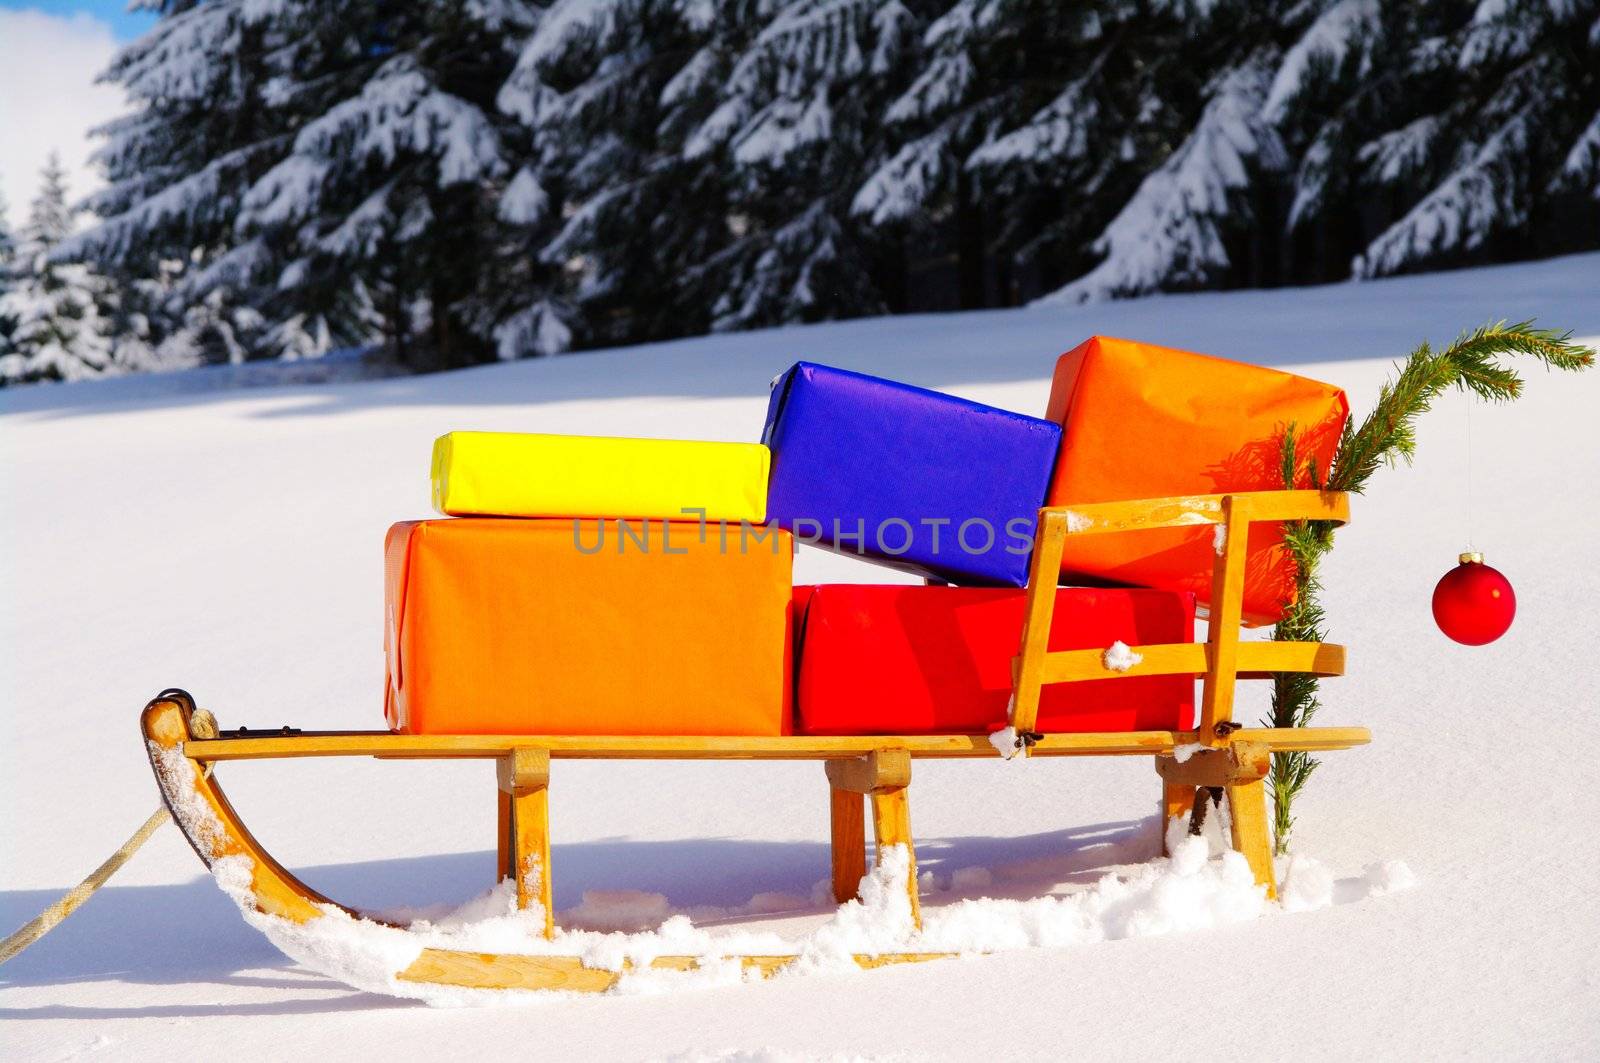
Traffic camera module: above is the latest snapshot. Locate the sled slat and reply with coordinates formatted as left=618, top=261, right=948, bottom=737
left=1042, top=489, right=1348, bottom=535
left=1030, top=641, right=1344, bottom=684
left=1010, top=508, right=1070, bottom=736
left=1237, top=640, right=1346, bottom=678
left=1200, top=495, right=1252, bottom=745
left=180, top=726, right=1369, bottom=762
left=394, top=948, right=954, bottom=993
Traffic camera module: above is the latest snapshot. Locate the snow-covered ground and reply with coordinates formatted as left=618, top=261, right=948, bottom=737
left=3, top=254, right=1599, bottom=1060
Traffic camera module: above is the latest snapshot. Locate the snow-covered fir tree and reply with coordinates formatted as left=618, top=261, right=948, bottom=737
left=496, top=0, right=704, bottom=348
left=500, top=0, right=923, bottom=339
left=0, top=155, right=117, bottom=385
left=1256, top=0, right=1398, bottom=283
left=855, top=1, right=1318, bottom=306
left=1030, top=0, right=1598, bottom=299
left=236, top=0, right=554, bottom=368
left=1041, top=49, right=1290, bottom=303
left=55, top=0, right=305, bottom=365
left=856, top=1, right=1142, bottom=306
left=0, top=183, right=13, bottom=272
left=1351, top=0, right=1600, bottom=277
left=24, top=0, right=1597, bottom=384
left=1013, top=1, right=1309, bottom=303
left=1557, top=107, right=1600, bottom=200
left=671, top=0, right=923, bottom=331
left=0, top=181, right=15, bottom=359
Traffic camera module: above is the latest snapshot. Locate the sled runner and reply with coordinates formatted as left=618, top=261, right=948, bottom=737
left=143, top=489, right=1368, bottom=993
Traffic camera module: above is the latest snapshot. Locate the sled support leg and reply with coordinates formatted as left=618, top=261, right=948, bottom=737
left=1226, top=778, right=1277, bottom=901
left=828, top=788, right=866, bottom=905
left=1161, top=781, right=1198, bottom=856
left=1156, top=741, right=1276, bottom=898
left=498, top=748, right=554, bottom=938
left=870, top=788, right=919, bottom=928
left=826, top=749, right=919, bottom=928
left=496, top=789, right=512, bottom=881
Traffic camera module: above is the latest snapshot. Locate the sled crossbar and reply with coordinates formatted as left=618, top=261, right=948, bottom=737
left=142, top=489, right=1366, bottom=995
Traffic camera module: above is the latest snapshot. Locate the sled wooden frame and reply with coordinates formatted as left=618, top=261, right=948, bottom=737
left=141, top=488, right=1367, bottom=994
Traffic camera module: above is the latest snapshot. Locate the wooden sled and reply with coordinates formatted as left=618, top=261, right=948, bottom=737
left=142, top=490, right=1369, bottom=993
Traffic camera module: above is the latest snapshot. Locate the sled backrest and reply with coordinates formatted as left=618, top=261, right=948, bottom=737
left=1009, top=489, right=1350, bottom=749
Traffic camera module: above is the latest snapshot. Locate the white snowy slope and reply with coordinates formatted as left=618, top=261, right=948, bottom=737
left=2, top=254, right=1599, bottom=1060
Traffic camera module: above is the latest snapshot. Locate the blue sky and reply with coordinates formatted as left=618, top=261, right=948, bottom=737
left=0, top=0, right=154, bottom=40
left=0, top=3, right=137, bottom=223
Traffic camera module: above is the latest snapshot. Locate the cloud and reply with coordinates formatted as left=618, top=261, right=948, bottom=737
left=0, top=8, right=125, bottom=231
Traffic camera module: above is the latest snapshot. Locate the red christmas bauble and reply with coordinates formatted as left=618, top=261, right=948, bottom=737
left=1432, top=553, right=1515, bottom=645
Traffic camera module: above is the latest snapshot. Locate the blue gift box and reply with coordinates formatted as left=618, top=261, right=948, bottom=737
left=761, top=362, right=1062, bottom=586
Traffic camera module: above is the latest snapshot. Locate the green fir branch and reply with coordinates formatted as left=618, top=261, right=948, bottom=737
left=1267, top=320, right=1594, bottom=855
left=1328, top=321, right=1594, bottom=495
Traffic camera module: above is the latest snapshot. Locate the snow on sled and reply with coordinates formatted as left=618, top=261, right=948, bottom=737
left=140, top=348, right=1371, bottom=997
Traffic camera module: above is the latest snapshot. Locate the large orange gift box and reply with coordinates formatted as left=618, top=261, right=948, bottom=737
left=384, top=518, right=795, bottom=735
left=1045, top=336, right=1348, bottom=625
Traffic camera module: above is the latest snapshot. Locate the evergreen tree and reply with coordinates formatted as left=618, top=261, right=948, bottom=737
left=0, top=182, right=13, bottom=269
left=1556, top=108, right=1600, bottom=199
left=857, top=1, right=1304, bottom=306
left=1040, top=49, right=1289, bottom=303
left=25, top=0, right=1599, bottom=385
left=501, top=0, right=912, bottom=341
left=497, top=0, right=699, bottom=349
left=673, top=0, right=921, bottom=331
left=1259, top=0, right=1598, bottom=283
left=0, top=181, right=15, bottom=359
left=1352, top=0, right=1600, bottom=277
left=857, top=0, right=1136, bottom=306
left=1259, top=0, right=1399, bottom=284
left=236, top=0, right=552, bottom=368
left=0, top=155, right=117, bottom=384
left=56, top=0, right=302, bottom=365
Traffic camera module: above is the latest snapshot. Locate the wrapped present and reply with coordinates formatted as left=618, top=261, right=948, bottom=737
left=432, top=431, right=769, bottom=522
left=1046, top=336, right=1348, bottom=625
left=794, top=584, right=1195, bottom=735
left=762, top=362, right=1062, bottom=586
left=384, top=518, right=794, bottom=735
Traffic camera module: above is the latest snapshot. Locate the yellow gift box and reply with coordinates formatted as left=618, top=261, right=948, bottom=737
left=431, top=431, right=770, bottom=522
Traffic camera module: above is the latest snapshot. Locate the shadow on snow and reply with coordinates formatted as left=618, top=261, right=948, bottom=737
left=0, top=818, right=1156, bottom=1013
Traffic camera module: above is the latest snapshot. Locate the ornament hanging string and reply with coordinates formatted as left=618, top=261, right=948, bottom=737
left=1465, top=396, right=1475, bottom=552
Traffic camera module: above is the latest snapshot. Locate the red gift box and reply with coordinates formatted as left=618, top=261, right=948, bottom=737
left=794, top=584, right=1195, bottom=735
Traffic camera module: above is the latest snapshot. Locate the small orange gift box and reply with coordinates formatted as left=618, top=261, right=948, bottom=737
left=1045, top=336, right=1348, bottom=625
left=384, top=518, right=795, bottom=734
